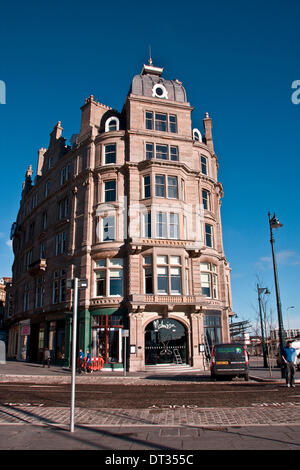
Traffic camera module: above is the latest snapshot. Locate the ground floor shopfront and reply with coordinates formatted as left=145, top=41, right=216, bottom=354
left=6, top=306, right=230, bottom=371
left=128, top=308, right=229, bottom=372
left=7, top=315, right=68, bottom=365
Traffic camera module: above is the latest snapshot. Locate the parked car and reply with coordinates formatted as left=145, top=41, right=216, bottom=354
left=210, top=343, right=249, bottom=381
left=276, top=340, right=300, bottom=370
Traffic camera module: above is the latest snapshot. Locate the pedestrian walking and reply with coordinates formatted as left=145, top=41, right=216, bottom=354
left=42, top=347, right=51, bottom=368
left=86, top=350, right=92, bottom=373
left=78, top=349, right=85, bottom=374
left=282, top=341, right=297, bottom=388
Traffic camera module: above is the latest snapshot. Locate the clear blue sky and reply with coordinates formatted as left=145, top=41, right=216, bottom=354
left=1, top=0, right=300, bottom=331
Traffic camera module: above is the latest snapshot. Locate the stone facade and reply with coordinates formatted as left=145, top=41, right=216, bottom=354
left=5, top=61, right=233, bottom=370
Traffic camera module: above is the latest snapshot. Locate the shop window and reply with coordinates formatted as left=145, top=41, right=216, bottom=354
left=204, top=314, right=222, bottom=350
left=145, top=318, right=187, bottom=365
left=92, top=314, right=124, bottom=364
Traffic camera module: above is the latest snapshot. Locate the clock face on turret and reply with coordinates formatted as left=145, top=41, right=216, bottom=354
left=152, top=83, right=168, bottom=99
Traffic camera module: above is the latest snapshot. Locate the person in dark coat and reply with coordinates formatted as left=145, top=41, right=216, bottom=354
left=78, top=349, right=85, bottom=374
left=86, top=350, right=92, bottom=373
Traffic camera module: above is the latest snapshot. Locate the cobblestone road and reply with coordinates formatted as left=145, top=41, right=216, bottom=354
left=1, top=404, right=300, bottom=428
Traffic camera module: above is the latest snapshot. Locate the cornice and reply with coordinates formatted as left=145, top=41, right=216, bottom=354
left=127, top=93, right=193, bottom=111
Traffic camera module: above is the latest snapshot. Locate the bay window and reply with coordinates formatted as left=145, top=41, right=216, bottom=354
left=143, top=175, right=151, bottom=198
left=104, top=180, right=116, bottom=202
left=200, top=263, right=218, bottom=299
left=104, top=144, right=116, bottom=164
left=205, top=223, right=213, bottom=247
left=156, top=212, right=180, bottom=239
left=202, top=190, right=210, bottom=210
left=95, top=258, right=123, bottom=297
left=102, top=216, right=115, bottom=242
left=155, top=175, right=178, bottom=199
left=157, top=255, right=182, bottom=295
left=201, top=155, right=208, bottom=175
left=143, top=256, right=153, bottom=294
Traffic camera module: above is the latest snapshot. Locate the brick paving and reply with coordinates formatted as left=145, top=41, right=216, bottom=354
left=1, top=404, right=300, bottom=428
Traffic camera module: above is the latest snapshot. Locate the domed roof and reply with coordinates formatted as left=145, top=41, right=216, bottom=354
left=129, top=63, right=187, bottom=103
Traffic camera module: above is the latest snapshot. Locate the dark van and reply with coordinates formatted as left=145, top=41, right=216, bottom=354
left=210, top=343, right=249, bottom=381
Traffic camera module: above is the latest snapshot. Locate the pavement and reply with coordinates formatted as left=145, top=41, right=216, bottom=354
left=0, top=357, right=298, bottom=383
left=1, top=358, right=300, bottom=451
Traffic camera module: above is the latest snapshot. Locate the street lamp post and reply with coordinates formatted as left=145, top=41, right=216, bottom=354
left=268, top=212, right=286, bottom=378
left=257, top=285, right=270, bottom=368
left=286, top=306, right=295, bottom=334
left=67, top=277, right=88, bottom=433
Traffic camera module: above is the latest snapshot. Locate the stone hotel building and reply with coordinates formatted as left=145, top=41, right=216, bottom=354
left=6, top=61, right=233, bottom=370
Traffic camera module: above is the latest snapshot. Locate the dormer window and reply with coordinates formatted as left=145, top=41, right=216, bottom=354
left=193, top=129, right=202, bottom=142
left=105, top=116, right=120, bottom=132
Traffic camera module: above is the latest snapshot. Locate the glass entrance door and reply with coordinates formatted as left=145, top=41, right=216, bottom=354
left=92, top=315, right=123, bottom=364
left=145, top=318, right=187, bottom=365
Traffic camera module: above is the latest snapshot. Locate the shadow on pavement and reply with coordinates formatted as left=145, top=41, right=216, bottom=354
left=0, top=404, right=178, bottom=450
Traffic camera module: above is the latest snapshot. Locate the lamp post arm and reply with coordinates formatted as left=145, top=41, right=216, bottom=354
left=257, top=284, right=268, bottom=368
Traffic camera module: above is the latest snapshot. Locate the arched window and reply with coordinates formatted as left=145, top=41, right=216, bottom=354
left=105, top=116, right=120, bottom=132
left=193, top=128, right=202, bottom=142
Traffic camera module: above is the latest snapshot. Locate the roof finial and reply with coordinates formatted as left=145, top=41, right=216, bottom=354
left=149, top=45, right=153, bottom=66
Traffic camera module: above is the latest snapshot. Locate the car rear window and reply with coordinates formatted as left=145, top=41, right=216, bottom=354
left=215, top=346, right=246, bottom=361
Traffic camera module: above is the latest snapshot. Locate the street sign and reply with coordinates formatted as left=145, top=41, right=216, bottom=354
left=122, top=329, right=129, bottom=337
left=67, top=279, right=88, bottom=289
left=78, top=279, right=88, bottom=288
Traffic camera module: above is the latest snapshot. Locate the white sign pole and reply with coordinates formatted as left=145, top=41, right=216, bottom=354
left=70, top=277, right=78, bottom=433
